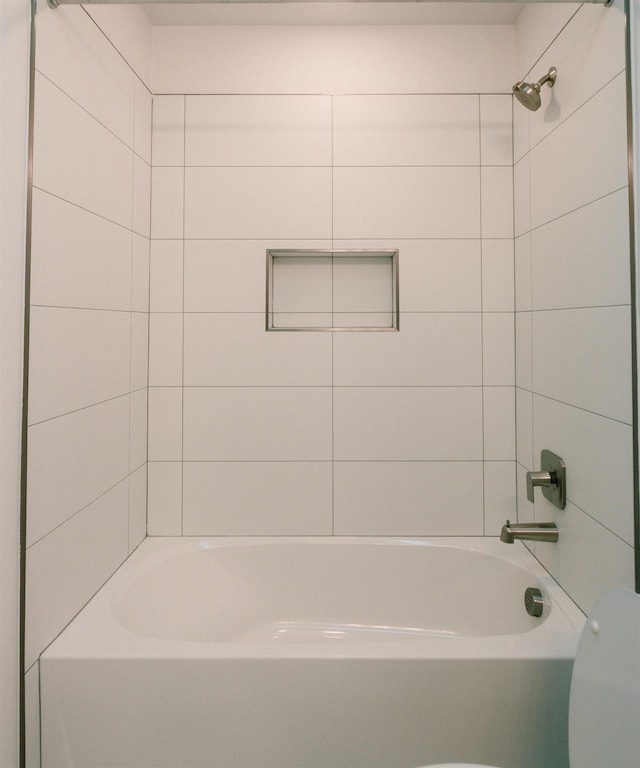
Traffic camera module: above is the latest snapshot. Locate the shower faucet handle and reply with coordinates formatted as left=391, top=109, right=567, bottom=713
left=525, top=450, right=566, bottom=510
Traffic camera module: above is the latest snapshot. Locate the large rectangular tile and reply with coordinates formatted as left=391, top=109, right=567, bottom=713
left=531, top=189, right=630, bottom=310
left=513, top=155, right=531, bottom=237
left=185, top=95, right=331, bottom=166
left=148, top=387, right=182, bottom=461
left=134, top=78, right=152, bottom=164
left=333, top=313, right=482, bottom=386
left=148, top=313, right=183, bottom=386
left=516, top=387, right=534, bottom=470
left=128, top=464, right=147, bottom=551
left=185, top=167, right=332, bottom=239
left=129, top=387, right=148, bottom=471
left=533, top=394, right=633, bottom=544
left=151, top=167, right=184, bottom=239
left=33, top=74, right=133, bottom=229
left=530, top=73, right=628, bottom=228
left=151, top=95, right=185, bottom=166
left=334, top=461, right=483, bottom=535
left=184, top=239, right=331, bottom=313
left=131, top=234, right=150, bottom=312
left=150, top=240, right=183, bottom=312
left=515, top=312, right=532, bottom=391
left=334, top=387, right=483, bottom=460
left=483, top=461, right=517, bottom=536
left=528, top=2, right=626, bottom=149
left=184, top=313, right=332, bottom=386
left=483, top=313, right=515, bottom=386
left=480, top=95, right=513, bottom=166
left=483, top=387, right=516, bottom=461
left=333, top=95, right=479, bottom=166
left=27, top=396, right=130, bottom=547
left=25, top=662, right=40, bottom=768
left=481, top=166, right=513, bottom=238
left=30, top=189, right=132, bottom=311
left=333, top=239, right=481, bottom=313
left=28, top=307, right=131, bottom=424
left=532, top=306, right=632, bottom=423
left=35, top=3, right=135, bottom=148
left=132, top=155, right=151, bottom=238
left=482, top=239, right=514, bottom=312
left=533, top=500, right=634, bottom=615
left=130, top=313, right=149, bottom=392
left=25, top=479, right=129, bottom=668
left=147, top=462, right=182, bottom=535
left=183, top=462, right=333, bottom=535
left=333, top=167, right=480, bottom=239
left=183, top=387, right=332, bottom=461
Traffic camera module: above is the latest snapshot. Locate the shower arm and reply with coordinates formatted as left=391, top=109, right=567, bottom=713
left=47, top=0, right=613, bottom=7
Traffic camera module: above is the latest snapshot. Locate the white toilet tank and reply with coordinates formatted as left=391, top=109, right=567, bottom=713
left=568, top=588, right=640, bottom=768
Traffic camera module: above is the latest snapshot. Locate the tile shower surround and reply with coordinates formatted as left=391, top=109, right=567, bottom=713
left=148, top=92, right=516, bottom=538
left=513, top=1, right=635, bottom=613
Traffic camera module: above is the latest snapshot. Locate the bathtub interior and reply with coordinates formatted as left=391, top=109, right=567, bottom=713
left=111, top=537, right=578, bottom=644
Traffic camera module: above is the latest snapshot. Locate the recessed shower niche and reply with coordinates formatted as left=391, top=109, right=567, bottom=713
left=266, top=249, right=399, bottom=331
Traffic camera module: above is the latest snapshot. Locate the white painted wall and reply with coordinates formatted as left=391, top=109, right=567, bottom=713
left=514, top=0, right=635, bottom=614
left=0, top=0, right=30, bottom=761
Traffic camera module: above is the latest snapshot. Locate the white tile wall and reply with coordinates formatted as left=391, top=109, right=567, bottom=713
left=186, top=95, right=332, bottom=166
left=148, top=87, right=516, bottom=537
left=333, top=462, right=484, bottom=536
left=514, top=0, right=634, bottom=614
left=26, top=0, right=151, bottom=697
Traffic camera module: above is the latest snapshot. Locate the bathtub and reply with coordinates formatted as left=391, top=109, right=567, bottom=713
left=40, top=537, right=585, bottom=768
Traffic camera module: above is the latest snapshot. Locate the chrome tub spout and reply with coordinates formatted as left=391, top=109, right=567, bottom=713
left=500, top=520, right=559, bottom=544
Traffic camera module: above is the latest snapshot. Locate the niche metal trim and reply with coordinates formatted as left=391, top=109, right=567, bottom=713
left=266, top=249, right=399, bottom=332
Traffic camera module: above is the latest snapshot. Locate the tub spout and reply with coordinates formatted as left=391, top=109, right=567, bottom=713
left=500, top=519, right=559, bottom=544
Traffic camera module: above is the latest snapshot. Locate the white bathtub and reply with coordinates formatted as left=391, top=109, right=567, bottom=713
left=40, top=537, right=585, bottom=768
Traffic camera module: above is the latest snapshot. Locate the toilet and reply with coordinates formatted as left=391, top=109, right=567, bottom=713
left=426, top=587, right=640, bottom=768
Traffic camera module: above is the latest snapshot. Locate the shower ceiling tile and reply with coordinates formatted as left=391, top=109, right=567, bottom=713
left=185, top=95, right=331, bottom=167
left=333, top=95, right=480, bottom=167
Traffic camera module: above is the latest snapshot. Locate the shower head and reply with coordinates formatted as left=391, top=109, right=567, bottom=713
left=513, top=66, right=557, bottom=112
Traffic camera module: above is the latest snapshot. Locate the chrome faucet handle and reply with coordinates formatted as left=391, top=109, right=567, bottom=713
left=525, top=450, right=566, bottom=510
left=526, top=470, right=555, bottom=504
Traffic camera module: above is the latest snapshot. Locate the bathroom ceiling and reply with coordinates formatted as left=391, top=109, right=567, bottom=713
left=142, top=1, right=524, bottom=26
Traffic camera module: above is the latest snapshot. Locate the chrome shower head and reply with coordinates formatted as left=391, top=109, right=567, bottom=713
left=513, top=66, right=557, bottom=112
